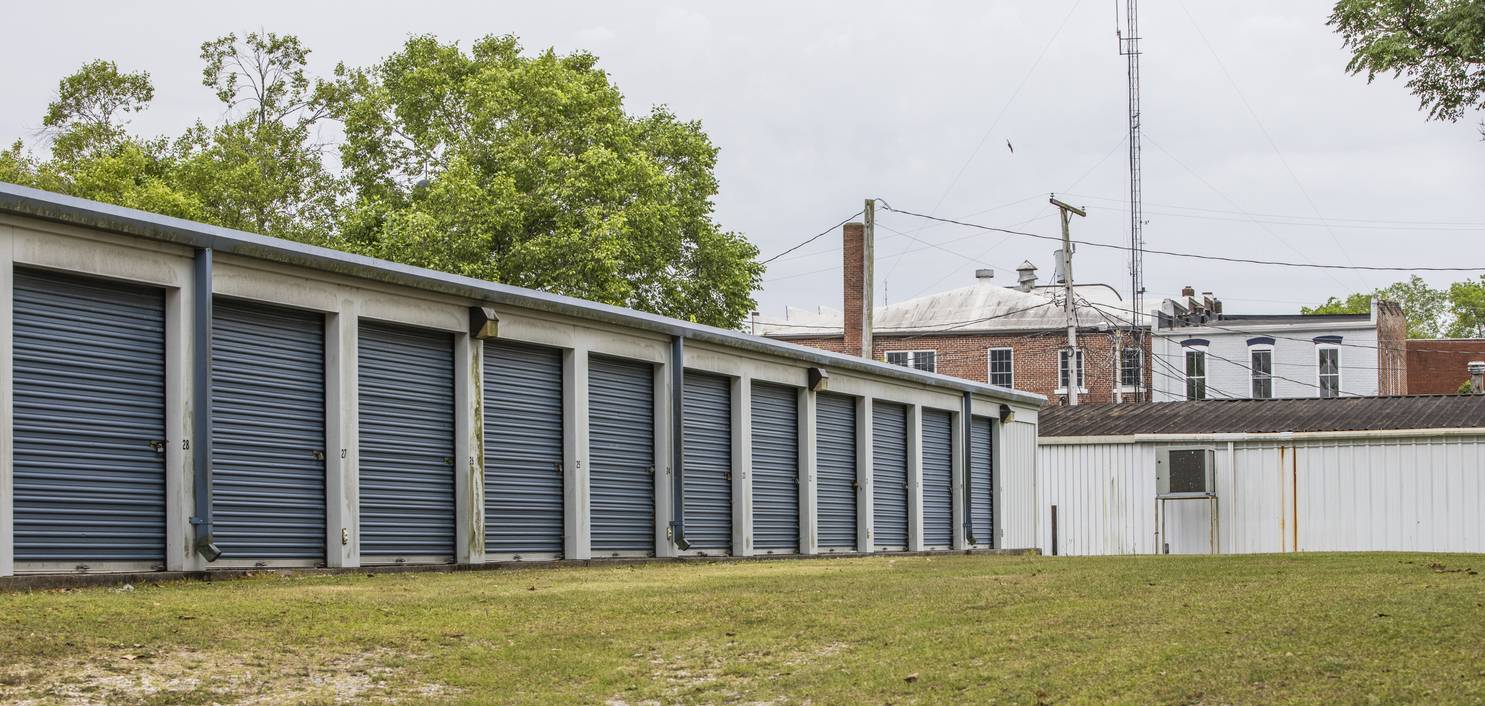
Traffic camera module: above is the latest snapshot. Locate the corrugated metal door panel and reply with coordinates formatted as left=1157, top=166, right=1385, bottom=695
left=12, top=269, right=166, bottom=563
left=969, top=416, right=994, bottom=547
left=683, top=371, right=732, bottom=553
left=815, top=393, right=858, bottom=551
left=357, top=321, right=455, bottom=560
left=589, top=355, right=655, bottom=555
left=211, top=299, right=326, bottom=561
left=872, top=402, right=909, bottom=549
left=750, top=382, right=799, bottom=553
left=921, top=409, right=953, bottom=547
left=484, top=340, right=564, bottom=556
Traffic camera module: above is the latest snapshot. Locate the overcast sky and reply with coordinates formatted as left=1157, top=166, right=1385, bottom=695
left=3, top=1, right=1482, bottom=320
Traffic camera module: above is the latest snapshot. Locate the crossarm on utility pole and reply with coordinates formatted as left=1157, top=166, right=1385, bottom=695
left=1050, top=195, right=1086, bottom=405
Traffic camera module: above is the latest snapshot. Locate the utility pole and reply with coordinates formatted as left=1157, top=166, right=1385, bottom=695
left=861, top=198, right=875, bottom=359
left=1050, top=195, right=1087, bottom=405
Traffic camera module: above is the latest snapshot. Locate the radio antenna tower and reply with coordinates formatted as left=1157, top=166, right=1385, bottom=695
left=1117, top=0, right=1145, bottom=399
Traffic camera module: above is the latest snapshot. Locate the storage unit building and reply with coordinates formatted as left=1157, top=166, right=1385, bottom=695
left=0, top=183, right=1044, bottom=578
left=1037, top=397, right=1485, bottom=556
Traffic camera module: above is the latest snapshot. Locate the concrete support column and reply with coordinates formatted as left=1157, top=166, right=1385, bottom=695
left=798, top=388, right=818, bottom=555
left=165, top=281, right=195, bottom=572
left=857, top=395, right=874, bottom=552
left=990, top=419, right=1005, bottom=550
left=328, top=302, right=360, bottom=568
left=907, top=404, right=924, bottom=553
left=0, top=231, right=12, bottom=577
left=564, top=345, right=592, bottom=560
left=951, top=410, right=967, bottom=550
left=733, top=375, right=753, bottom=556
left=654, top=353, right=675, bottom=558
left=454, top=334, right=483, bottom=565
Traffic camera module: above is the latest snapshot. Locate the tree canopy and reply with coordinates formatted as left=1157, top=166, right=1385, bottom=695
left=1, top=32, right=762, bottom=329
left=1303, top=274, right=1485, bottom=338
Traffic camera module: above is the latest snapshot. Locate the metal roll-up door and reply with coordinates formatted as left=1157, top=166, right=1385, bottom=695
left=970, top=416, right=994, bottom=547
left=12, top=269, right=166, bottom=565
left=682, top=371, right=732, bottom=553
left=815, top=393, right=858, bottom=552
left=872, top=402, right=909, bottom=550
left=484, top=340, right=564, bottom=557
left=211, top=299, right=326, bottom=562
left=589, top=355, right=655, bottom=555
left=921, top=409, right=954, bottom=548
left=750, top=382, right=798, bottom=554
left=358, top=321, right=455, bottom=562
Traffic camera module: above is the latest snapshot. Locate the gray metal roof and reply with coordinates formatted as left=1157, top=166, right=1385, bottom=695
left=0, top=182, right=1044, bottom=406
left=1039, top=396, right=1485, bottom=437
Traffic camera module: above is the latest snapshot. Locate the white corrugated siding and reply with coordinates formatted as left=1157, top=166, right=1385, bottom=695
left=998, top=420, right=1040, bottom=549
left=1036, top=434, right=1485, bottom=555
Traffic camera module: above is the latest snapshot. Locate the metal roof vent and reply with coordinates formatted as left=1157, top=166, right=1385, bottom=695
left=974, top=268, right=994, bottom=282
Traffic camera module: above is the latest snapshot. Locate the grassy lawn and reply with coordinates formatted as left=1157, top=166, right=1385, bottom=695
left=1, top=553, right=1483, bottom=704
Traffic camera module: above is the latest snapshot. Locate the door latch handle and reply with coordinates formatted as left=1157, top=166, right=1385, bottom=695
left=312, top=450, right=326, bottom=461
left=147, top=440, right=166, bottom=454
left=553, top=461, right=563, bottom=474
left=724, top=471, right=732, bottom=481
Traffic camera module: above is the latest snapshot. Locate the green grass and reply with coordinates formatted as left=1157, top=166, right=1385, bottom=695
left=2, top=553, right=1484, bottom=704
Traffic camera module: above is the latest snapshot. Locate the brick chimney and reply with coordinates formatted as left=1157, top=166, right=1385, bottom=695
left=842, top=222, right=867, bottom=356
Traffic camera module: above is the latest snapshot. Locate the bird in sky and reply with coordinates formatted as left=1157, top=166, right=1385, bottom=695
left=1006, top=139, right=1014, bottom=154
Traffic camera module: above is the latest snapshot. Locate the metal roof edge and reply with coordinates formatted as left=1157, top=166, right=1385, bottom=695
left=0, top=182, right=1045, bottom=406
left=1038, top=428, right=1485, bottom=444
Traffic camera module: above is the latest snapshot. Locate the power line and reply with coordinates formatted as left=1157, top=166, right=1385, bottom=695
left=878, top=204, right=1485, bottom=272
left=759, top=210, right=864, bottom=265
left=1065, top=192, right=1485, bottom=229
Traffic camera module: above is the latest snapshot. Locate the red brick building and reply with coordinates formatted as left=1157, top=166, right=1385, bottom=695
left=757, top=222, right=1152, bottom=406
left=1406, top=339, right=1485, bottom=394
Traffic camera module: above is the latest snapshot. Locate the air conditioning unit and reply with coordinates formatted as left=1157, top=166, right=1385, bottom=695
left=1157, top=447, right=1215, bottom=498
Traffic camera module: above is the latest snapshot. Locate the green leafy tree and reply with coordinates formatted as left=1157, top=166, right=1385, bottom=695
left=1446, top=276, right=1485, bottom=336
left=1330, top=0, right=1485, bottom=135
left=327, top=34, right=760, bottom=327
left=1302, top=275, right=1449, bottom=337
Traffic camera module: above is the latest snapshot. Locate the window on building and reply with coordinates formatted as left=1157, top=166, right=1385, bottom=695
left=1058, top=348, right=1085, bottom=390
left=1250, top=348, right=1273, bottom=399
left=1318, top=346, right=1340, bottom=398
left=1119, top=347, right=1141, bottom=388
left=886, top=350, right=936, bottom=373
left=1185, top=349, right=1207, bottom=400
left=987, top=348, right=1013, bottom=387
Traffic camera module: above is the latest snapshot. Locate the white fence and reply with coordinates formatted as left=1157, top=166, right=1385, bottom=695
left=1036, top=432, right=1485, bottom=555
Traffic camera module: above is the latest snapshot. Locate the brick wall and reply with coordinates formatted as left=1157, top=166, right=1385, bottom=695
left=1376, top=301, right=1408, bottom=395
left=842, top=222, right=865, bottom=356
left=1406, top=339, right=1485, bottom=394
left=779, top=330, right=1152, bottom=406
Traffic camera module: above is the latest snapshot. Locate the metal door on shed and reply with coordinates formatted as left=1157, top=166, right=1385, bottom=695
left=969, top=416, right=993, bottom=546
left=872, top=402, right=909, bottom=550
left=682, top=371, right=732, bottom=553
left=588, top=355, right=655, bottom=555
left=358, top=320, right=455, bottom=561
left=815, top=393, right=858, bottom=552
left=484, top=340, right=564, bottom=557
left=211, top=299, right=326, bottom=562
left=750, top=382, right=799, bottom=554
left=12, top=269, right=166, bottom=565
left=921, top=409, right=954, bottom=548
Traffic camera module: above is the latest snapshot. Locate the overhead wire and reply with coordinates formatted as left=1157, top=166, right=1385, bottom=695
left=759, top=210, right=864, bottom=265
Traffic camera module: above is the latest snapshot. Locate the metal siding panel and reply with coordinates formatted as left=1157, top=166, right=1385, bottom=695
left=1000, top=420, right=1038, bottom=550
left=872, top=402, right=909, bottom=549
left=921, top=409, right=953, bottom=547
left=484, top=340, right=564, bottom=555
left=357, top=321, right=455, bottom=560
left=815, top=393, right=858, bottom=550
left=589, top=355, right=655, bottom=554
left=683, top=371, right=732, bottom=552
left=969, top=416, right=993, bottom=546
left=750, top=382, right=799, bottom=553
left=211, top=299, right=326, bottom=560
left=12, top=269, right=166, bottom=562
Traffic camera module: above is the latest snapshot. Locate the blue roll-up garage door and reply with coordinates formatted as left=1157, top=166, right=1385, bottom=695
left=683, top=371, right=732, bottom=553
left=750, top=382, right=798, bottom=554
left=484, top=340, right=564, bottom=557
left=872, top=402, right=909, bottom=550
left=589, top=355, right=655, bottom=555
left=922, top=409, right=953, bottom=548
left=970, top=416, right=994, bottom=547
left=13, top=269, right=166, bottom=564
left=211, top=299, right=326, bottom=561
left=358, top=321, right=455, bottom=561
left=816, top=393, right=858, bottom=552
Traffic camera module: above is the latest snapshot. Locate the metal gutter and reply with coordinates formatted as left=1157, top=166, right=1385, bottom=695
left=1038, top=427, right=1485, bottom=445
left=0, top=183, right=1045, bottom=407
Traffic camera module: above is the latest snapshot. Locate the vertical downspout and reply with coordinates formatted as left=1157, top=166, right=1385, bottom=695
left=669, top=335, right=689, bottom=550
left=191, top=248, right=220, bottom=561
left=961, top=392, right=975, bottom=546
